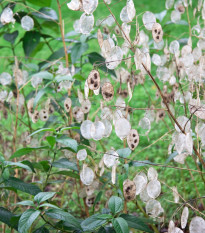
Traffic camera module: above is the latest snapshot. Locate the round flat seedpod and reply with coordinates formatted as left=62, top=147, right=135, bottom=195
left=103, top=149, right=119, bottom=168
left=101, top=82, right=114, bottom=101
left=87, top=70, right=100, bottom=90
left=171, top=10, right=181, bottom=23
left=32, top=110, right=39, bottom=123
left=90, top=121, right=105, bottom=141
left=73, top=106, right=84, bottom=123
left=146, top=199, right=163, bottom=217
left=147, top=180, right=161, bottom=199
left=148, top=167, right=158, bottom=181
left=0, top=72, right=12, bottom=86
left=77, top=149, right=87, bottom=161
left=190, top=216, right=205, bottom=233
left=152, top=54, right=161, bottom=66
left=21, top=16, right=34, bottom=31
left=123, top=179, right=136, bottom=201
left=175, top=116, right=190, bottom=133
left=152, top=23, right=163, bottom=43
left=127, top=129, right=139, bottom=150
left=64, top=97, right=72, bottom=112
left=133, top=175, right=147, bottom=195
left=80, top=120, right=93, bottom=139
left=81, top=99, right=91, bottom=114
left=115, top=118, right=131, bottom=139
left=140, top=186, right=151, bottom=203
left=142, top=11, right=156, bottom=30
left=168, top=220, right=175, bottom=233
left=80, top=13, right=94, bottom=34
left=105, top=46, right=123, bottom=70
left=82, top=0, right=98, bottom=14
left=67, top=0, right=82, bottom=11
left=169, top=40, right=180, bottom=54
left=80, top=166, right=94, bottom=185
left=86, top=195, right=95, bottom=207
left=102, top=119, right=112, bottom=137
left=39, top=109, right=49, bottom=121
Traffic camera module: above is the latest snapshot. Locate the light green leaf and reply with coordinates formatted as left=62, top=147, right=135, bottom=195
left=56, top=137, right=78, bottom=152
left=112, top=217, right=129, bottom=233
left=39, top=203, right=60, bottom=209
left=10, top=146, right=48, bottom=159
left=81, top=214, right=107, bottom=232
left=52, top=158, right=78, bottom=171
left=108, top=196, right=123, bottom=215
left=29, top=128, right=55, bottom=137
left=16, top=200, right=35, bottom=206
left=4, top=161, right=32, bottom=172
left=34, top=192, right=56, bottom=204
left=18, top=209, right=40, bottom=233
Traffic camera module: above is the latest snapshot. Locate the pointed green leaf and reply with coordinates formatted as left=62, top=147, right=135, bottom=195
left=108, top=196, right=123, bottom=215
left=112, top=217, right=129, bottom=233
left=34, top=192, right=56, bottom=204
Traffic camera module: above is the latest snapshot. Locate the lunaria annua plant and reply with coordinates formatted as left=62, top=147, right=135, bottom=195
left=0, top=0, right=205, bottom=232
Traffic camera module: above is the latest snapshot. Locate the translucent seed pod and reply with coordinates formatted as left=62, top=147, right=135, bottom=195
left=142, top=11, right=156, bottom=30
left=169, top=40, right=180, bottom=54
left=127, top=129, right=139, bottom=150
left=152, top=23, right=163, bottom=43
left=181, top=206, right=189, bottom=229
left=103, top=149, right=119, bottom=168
left=79, top=13, right=94, bottom=34
left=64, top=97, right=72, bottom=112
left=0, top=72, right=12, bottom=86
left=123, top=179, right=136, bottom=201
left=39, top=109, right=49, bottom=121
left=80, top=120, right=94, bottom=139
left=73, top=106, right=84, bottom=123
left=189, top=216, right=205, bottom=233
left=101, top=82, right=114, bottom=101
left=145, top=199, right=163, bottom=217
left=152, top=54, right=161, bottom=66
left=166, top=0, right=175, bottom=9
left=105, top=46, right=123, bottom=70
left=21, top=16, right=34, bottom=31
left=102, top=119, right=112, bottom=137
left=115, top=117, right=131, bottom=139
left=148, top=167, right=158, bottom=181
left=82, top=0, right=98, bottom=14
left=175, top=116, right=190, bottom=133
left=168, top=220, right=175, bottom=233
left=133, top=175, right=147, bottom=195
left=147, top=180, right=161, bottom=199
left=140, top=186, right=151, bottom=203
left=80, top=165, right=95, bottom=185
left=77, top=149, right=87, bottom=161
left=139, top=117, right=151, bottom=135
left=172, top=186, right=179, bottom=203
left=67, top=0, right=82, bottom=11
left=0, top=7, right=15, bottom=24
left=87, top=70, right=101, bottom=90
left=81, top=99, right=91, bottom=114
left=171, top=10, right=181, bottom=23
left=90, top=121, right=105, bottom=141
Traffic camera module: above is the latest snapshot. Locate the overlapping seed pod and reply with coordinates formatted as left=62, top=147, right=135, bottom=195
left=123, top=179, right=136, bottom=201
left=80, top=164, right=95, bottom=185
left=39, top=109, right=49, bottom=121
left=87, top=70, right=101, bottom=90
left=77, top=149, right=87, bottom=161
left=103, top=149, right=119, bottom=168
left=127, top=129, right=139, bottom=150
left=152, top=23, right=163, bottom=43
left=101, top=82, right=114, bottom=101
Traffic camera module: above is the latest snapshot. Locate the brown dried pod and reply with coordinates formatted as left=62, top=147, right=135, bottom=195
left=97, top=29, right=103, bottom=48
left=127, top=129, right=139, bottom=150
left=87, top=70, right=101, bottom=90
left=101, top=82, right=114, bottom=101
left=39, top=109, right=49, bottom=121
left=152, top=23, right=163, bottom=43
left=123, top=179, right=136, bottom=201
left=64, top=97, right=72, bottom=112
left=156, top=110, right=165, bottom=122
left=86, top=195, right=95, bottom=207
left=32, top=110, right=39, bottom=123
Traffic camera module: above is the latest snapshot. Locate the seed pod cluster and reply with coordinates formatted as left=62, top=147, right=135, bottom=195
left=127, top=129, right=139, bottom=150
left=123, top=179, right=136, bottom=201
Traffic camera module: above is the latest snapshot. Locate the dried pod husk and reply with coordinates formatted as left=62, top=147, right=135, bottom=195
left=101, top=82, right=114, bottom=101
left=87, top=70, right=101, bottom=90
left=39, top=109, right=49, bottom=121
left=64, top=97, right=72, bottom=112
left=81, top=99, right=91, bottom=114
left=152, top=23, right=163, bottom=43
left=86, top=195, right=95, bottom=207
left=97, top=29, right=103, bottom=48
left=27, top=98, right=34, bottom=117
left=181, top=206, right=189, bottom=229
left=73, top=106, right=84, bottom=123
left=123, top=179, right=136, bottom=201
left=31, top=110, right=39, bottom=123
left=127, top=129, right=139, bottom=150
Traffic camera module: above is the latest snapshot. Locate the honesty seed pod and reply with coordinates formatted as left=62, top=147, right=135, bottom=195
left=127, top=129, right=139, bottom=150
left=123, top=179, right=136, bottom=201
left=64, top=97, right=72, bottom=112
left=152, top=23, right=163, bottom=43
left=87, top=70, right=101, bottom=90
left=39, top=109, right=49, bottom=121
left=101, top=82, right=114, bottom=101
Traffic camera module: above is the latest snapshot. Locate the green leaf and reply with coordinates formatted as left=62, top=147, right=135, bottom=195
left=108, top=196, right=123, bottom=215
left=32, top=7, right=58, bottom=21
left=32, top=71, right=53, bottom=80
left=117, top=148, right=131, bottom=158
left=56, top=137, right=78, bottom=152
left=71, top=42, right=89, bottom=64
left=45, top=209, right=81, bottom=230
left=18, top=209, right=40, bottom=233
left=52, top=158, right=78, bottom=171
left=52, top=170, right=79, bottom=179
left=88, top=52, right=116, bottom=77
left=54, top=74, right=73, bottom=83
left=72, top=73, right=85, bottom=81
left=112, top=217, right=129, bottom=233
left=93, top=191, right=103, bottom=211
left=165, top=151, right=178, bottom=164
left=34, top=192, right=56, bottom=204
left=5, top=177, right=41, bottom=195
left=120, top=214, right=154, bottom=233
left=4, top=161, right=33, bottom=172
left=10, top=146, right=48, bottom=159
left=26, top=0, right=52, bottom=7
left=39, top=203, right=59, bottom=209
left=29, top=128, right=55, bottom=137
left=16, top=200, right=35, bottom=206
left=81, top=214, right=107, bottom=232
left=46, top=136, right=56, bottom=148
left=33, top=225, right=50, bottom=233
left=59, top=126, right=80, bottom=133
left=23, top=31, right=41, bottom=57
left=3, top=31, right=18, bottom=44
left=0, top=207, right=17, bottom=230
left=33, top=87, right=53, bottom=109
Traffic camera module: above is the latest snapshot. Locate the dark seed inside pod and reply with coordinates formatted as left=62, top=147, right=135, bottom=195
left=155, top=29, right=157, bottom=33
left=91, top=79, right=94, bottom=84
left=134, top=139, right=137, bottom=143
left=131, top=144, right=134, bottom=148
left=94, top=83, right=98, bottom=88
left=156, top=36, right=159, bottom=39
left=133, top=134, right=136, bottom=137
left=158, top=31, right=161, bottom=35
left=94, top=73, right=98, bottom=79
